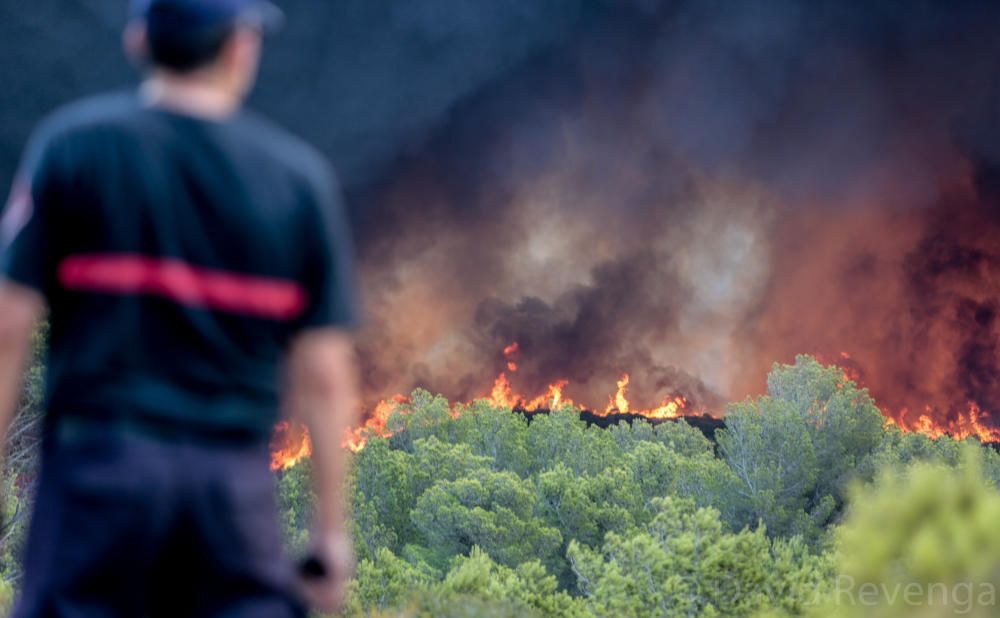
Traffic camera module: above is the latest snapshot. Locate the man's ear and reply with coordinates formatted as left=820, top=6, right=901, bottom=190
left=122, top=21, right=150, bottom=69
left=221, top=27, right=262, bottom=93
left=227, top=28, right=262, bottom=68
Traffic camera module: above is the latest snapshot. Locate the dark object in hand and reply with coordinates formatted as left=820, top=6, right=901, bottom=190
left=299, top=555, right=328, bottom=580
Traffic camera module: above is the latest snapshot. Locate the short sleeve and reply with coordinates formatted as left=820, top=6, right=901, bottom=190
left=294, top=166, right=359, bottom=331
left=1, top=129, right=60, bottom=298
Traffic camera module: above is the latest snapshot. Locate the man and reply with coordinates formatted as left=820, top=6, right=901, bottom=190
left=0, top=0, right=360, bottom=615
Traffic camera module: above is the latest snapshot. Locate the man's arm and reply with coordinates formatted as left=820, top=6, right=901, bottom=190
left=0, top=281, right=44, bottom=455
left=284, top=326, right=360, bottom=611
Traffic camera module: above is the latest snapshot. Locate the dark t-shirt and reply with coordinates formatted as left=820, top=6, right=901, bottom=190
left=0, top=91, right=357, bottom=444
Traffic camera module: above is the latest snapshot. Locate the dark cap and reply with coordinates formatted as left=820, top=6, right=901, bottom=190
left=130, top=0, right=285, bottom=34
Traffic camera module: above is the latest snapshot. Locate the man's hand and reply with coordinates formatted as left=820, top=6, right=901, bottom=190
left=298, top=530, right=356, bottom=613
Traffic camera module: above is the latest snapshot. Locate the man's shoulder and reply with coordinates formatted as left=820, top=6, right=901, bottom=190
left=238, top=111, right=335, bottom=190
left=33, top=91, right=140, bottom=146
left=14, top=91, right=138, bottom=182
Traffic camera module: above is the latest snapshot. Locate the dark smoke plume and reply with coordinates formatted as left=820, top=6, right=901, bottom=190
left=352, top=0, right=1000, bottom=427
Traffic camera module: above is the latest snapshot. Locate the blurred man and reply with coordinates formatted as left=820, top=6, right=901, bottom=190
left=0, top=0, right=360, bottom=615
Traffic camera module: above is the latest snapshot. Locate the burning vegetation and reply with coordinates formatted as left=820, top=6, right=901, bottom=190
left=273, top=344, right=701, bottom=470
left=272, top=346, right=999, bottom=471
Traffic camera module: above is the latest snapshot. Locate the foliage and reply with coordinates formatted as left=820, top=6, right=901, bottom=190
left=822, top=449, right=1000, bottom=618
left=567, top=497, right=833, bottom=618
left=342, top=546, right=587, bottom=618
left=761, top=447, right=1000, bottom=618
left=410, top=466, right=563, bottom=571
left=0, top=323, right=46, bottom=582
left=342, top=547, right=436, bottom=614
left=0, top=573, right=12, bottom=616
left=315, top=355, right=1000, bottom=616
left=277, top=457, right=314, bottom=555
left=333, top=357, right=875, bottom=616
left=717, top=356, right=886, bottom=541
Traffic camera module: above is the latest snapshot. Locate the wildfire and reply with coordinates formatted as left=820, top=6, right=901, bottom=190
left=270, top=421, right=312, bottom=470
left=323, top=369, right=692, bottom=465
left=490, top=372, right=517, bottom=409
left=649, top=395, right=687, bottom=419
left=272, top=357, right=695, bottom=470
left=606, top=374, right=631, bottom=414
left=894, top=402, right=1000, bottom=444
left=342, top=395, right=407, bottom=452
left=269, top=344, right=998, bottom=471
left=525, top=380, right=570, bottom=410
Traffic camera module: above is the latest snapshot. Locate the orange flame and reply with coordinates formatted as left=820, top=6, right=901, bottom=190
left=524, top=380, right=570, bottom=410
left=649, top=395, right=687, bottom=419
left=270, top=421, right=312, bottom=471
left=818, top=351, right=997, bottom=443
left=490, top=372, right=518, bottom=409
left=343, top=394, right=407, bottom=453
left=269, top=348, right=998, bottom=470
left=605, top=373, right=631, bottom=414
left=895, top=402, right=1000, bottom=443
left=271, top=369, right=697, bottom=467
left=503, top=342, right=520, bottom=372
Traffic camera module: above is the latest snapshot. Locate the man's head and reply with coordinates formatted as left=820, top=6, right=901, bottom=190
left=124, top=0, right=283, bottom=101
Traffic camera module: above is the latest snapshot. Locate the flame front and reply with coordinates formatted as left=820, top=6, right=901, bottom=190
left=895, top=402, right=1000, bottom=444
left=271, top=369, right=697, bottom=470
left=268, top=343, right=999, bottom=471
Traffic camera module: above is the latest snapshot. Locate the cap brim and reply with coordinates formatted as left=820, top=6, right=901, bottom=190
left=239, top=1, right=285, bottom=34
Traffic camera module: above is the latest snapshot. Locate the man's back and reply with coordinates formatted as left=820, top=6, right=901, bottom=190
left=8, top=91, right=355, bottom=443
left=1, top=4, right=361, bottom=614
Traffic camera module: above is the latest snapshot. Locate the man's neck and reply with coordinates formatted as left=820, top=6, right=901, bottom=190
left=140, top=72, right=241, bottom=120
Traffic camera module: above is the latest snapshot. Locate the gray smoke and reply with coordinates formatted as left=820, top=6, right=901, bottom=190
left=352, top=0, right=1000, bottom=423
left=4, top=1, right=1000, bottom=424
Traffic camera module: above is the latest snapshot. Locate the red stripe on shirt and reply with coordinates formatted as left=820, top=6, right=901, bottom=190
left=58, top=254, right=308, bottom=320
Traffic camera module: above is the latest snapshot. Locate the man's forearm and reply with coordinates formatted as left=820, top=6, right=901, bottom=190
left=302, top=380, right=359, bottom=534
left=287, top=329, right=361, bottom=536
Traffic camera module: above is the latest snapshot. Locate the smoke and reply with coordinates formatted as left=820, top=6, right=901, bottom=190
left=2, top=1, right=998, bottom=425
left=351, top=0, right=1000, bottom=426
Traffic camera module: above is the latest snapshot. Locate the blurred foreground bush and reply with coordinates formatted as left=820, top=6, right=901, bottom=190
left=826, top=451, right=1000, bottom=618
